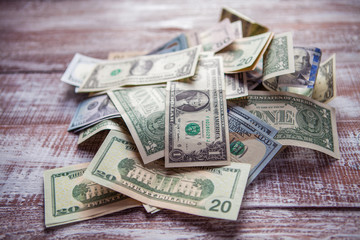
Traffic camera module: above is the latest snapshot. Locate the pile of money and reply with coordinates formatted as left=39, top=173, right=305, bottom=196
left=45, top=6, right=340, bottom=227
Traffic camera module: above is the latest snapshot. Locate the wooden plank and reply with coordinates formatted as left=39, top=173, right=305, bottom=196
left=0, top=0, right=359, bottom=238
left=0, top=73, right=86, bottom=126
left=0, top=206, right=359, bottom=239
left=0, top=122, right=359, bottom=208
left=0, top=0, right=359, bottom=72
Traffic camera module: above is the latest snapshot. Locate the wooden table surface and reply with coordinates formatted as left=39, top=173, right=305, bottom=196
left=1, top=0, right=359, bottom=239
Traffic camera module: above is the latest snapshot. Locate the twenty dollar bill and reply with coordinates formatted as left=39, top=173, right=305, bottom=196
left=44, top=162, right=140, bottom=227
left=187, top=18, right=235, bottom=53
left=84, top=130, right=251, bottom=221
left=216, top=32, right=274, bottom=73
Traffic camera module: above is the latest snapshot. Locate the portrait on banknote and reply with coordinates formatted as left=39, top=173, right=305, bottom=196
left=276, top=47, right=314, bottom=88
left=129, top=59, right=154, bottom=76
left=85, top=96, right=116, bottom=123
left=175, top=90, right=210, bottom=112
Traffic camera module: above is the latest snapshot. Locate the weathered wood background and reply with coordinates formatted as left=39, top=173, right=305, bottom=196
left=1, top=0, right=359, bottom=239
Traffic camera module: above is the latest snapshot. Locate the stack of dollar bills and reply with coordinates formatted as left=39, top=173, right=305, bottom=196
left=44, top=6, right=340, bottom=227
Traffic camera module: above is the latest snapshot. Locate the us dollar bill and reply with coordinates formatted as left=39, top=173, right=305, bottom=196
left=107, top=86, right=166, bottom=164
left=246, top=72, right=263, bottom=90
left=68, top=94, right=120, bottom=132
left=312, top=54, right=336, bottom=103
left=246, top=58, right=264, bottom=90
left=83, top=130, right=251, bottom=221
left=147, top=33, right=189, bottom=55
left=187, top=19, right=235, bottom=53
left=44, top=162, right=140, bottom=227
left=142, top=204, right=161, bottom=214
left=220, top=6, right=269, bottom=37
left=264, top=47, right=322, bottom=97
left=227, top=105, right=282, bottom=184
left=199, top=52, right=215, bottom=59
left=231, top=21, right=243, bottom=38
left=84, top=52, right=154, bottom=98
left=78, top=118, right=129, bottom=144
left=230, top=91, right=340, bottom=159
left=225, top=73, right=248, bottom=99
left=107, top=51, right=145, bottom=61
left=61, top=53, right=105, bottom=87
left=216, top=32, right=274, bottom=73
left=165, top=57, right=230, bottom=168
left=262, top=32, right=295, bottom=81
left=78, top=46, right=201, bottom=92
left=228, top=104, right=278, bottom=138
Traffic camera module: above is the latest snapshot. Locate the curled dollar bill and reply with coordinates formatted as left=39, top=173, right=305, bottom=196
left=263, top=46, right=322, bottom=97
left=312, top=54, right=336, bottom=103
left=78, top=46, right=201, bottom=92
left=44, top=162, right=140, bottom=227
left=220, top=6, right=269, bottom=37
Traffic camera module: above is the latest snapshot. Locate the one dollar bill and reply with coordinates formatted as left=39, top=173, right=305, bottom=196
left=84, top=130, right=251, bottom=221
left=78, top=46, right=201, bottom=92
left=262, top=32, right=295, bottom=81
left=44, top=162, right=140, bottom=227
left=230, top=91, right=340, bottom=159
left=68, top=94, right=120, bottom=132
left=165, top=57, right=230, bottom=168
left=107, top=86, right=166, bottom=164
left=312, top=54, right=336, bottom=103
left=78, top=118, right=129, bottom=144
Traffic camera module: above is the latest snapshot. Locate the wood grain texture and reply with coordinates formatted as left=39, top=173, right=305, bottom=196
left=0, top=0, right=359, bottom=238
left=1, top=207, right=360, bottom=239
left=0, top=0, right=359, bottom=72
left=0, top=73, right=86, bottom=126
